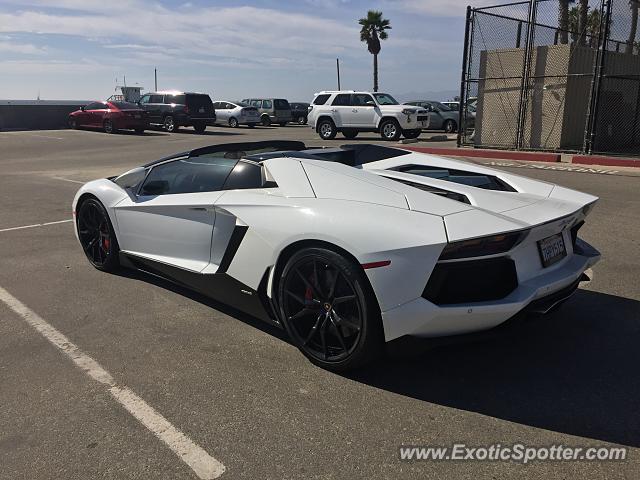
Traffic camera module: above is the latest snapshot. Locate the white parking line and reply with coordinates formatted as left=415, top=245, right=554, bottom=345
left=0, top=219, right=73, bottom=233
left=51, top=176, right=84, bottom=184
left=0, top=286, right=225, bottom=479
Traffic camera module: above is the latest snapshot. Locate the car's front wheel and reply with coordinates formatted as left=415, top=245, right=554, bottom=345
left=278, top=247, right=383, bottom=371
left=261, top=115, right=271, bottom=127
left=443, top=119, right=457, bottom=133
left=69, top=117, right=77, bottom=129
left=193, top=122, right=206, bottom=133
left=103, top=119, right=116, bottom=134
left=403, top=129, right=421, bottom=139
left=380, top=119, right=401, bottom=141
left=164, top=115, right=178, bottom=132
left=317, top=119, right=337, bottom=140
left=77, top=198, right=120, bottom=272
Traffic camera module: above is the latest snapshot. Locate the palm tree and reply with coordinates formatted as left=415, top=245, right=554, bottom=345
left=578, top=0, right=589, bottom=46
left=626, top=0, right=639, bottom=54
left=558, top=0, right=571, bottom=44
left=358, top=10, right=391, bottom=92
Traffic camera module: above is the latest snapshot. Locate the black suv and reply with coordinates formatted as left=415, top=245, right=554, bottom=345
left=137, top=91, right=216, bottom=133
left=290, top=102, right=310, bottom=125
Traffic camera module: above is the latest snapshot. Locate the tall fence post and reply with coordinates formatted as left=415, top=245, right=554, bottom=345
left=584, top=0, right=612, bottom=154
left=458, top=5, right=473, bottom=147
left=516, top=0, right=537, bottom=150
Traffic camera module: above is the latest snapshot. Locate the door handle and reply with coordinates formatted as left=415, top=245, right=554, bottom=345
left=189, top=207, right=208, bottom=211
left=331, top=109, right=337, bottom=113
left=352, top=109, right=358, bottom=113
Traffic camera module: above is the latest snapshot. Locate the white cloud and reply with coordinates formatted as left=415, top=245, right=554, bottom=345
left=0, top=40, right=47, bottom=55
left=392, top=0, right=498, bottom=17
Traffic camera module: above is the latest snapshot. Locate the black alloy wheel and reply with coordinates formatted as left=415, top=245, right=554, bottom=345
left=103, top=119, right=115, bottom=134
left=261, top=115, right=271, bottom=127
left=164, top=115, right=178, bottom=132
left=279, top=248, right=382, bottom=371
left=77, top=198, right=119, bottom=272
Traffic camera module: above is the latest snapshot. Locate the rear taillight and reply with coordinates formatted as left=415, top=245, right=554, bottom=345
left=439, top=231, right=524, bottom=260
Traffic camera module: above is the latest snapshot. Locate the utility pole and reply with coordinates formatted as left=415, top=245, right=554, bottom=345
left=154, top=68, right=158, bottom=91
left=336, top=58, right=341, bottom=90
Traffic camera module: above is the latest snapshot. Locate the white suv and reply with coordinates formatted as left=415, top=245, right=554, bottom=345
left=307, top=91, right=429, bottom=141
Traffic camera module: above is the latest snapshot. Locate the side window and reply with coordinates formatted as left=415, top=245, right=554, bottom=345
left=352, top=94, right=375, bottom=106
left=331, top=94, right=351, bottom=106
left=140, top=156, right=238, bottom=196
left=139, top=95, right=150, bottom=105
left=223, top=161, right=265, bottom=190
left=149, top=94, right=164, bottom=104
left=85, top=103, right=101, bottom=110
left=212, top=102, right=222, bottom=109
left=313, top=94, right=330, bottom=105
left=225, top=103, right=235, bottom=110
left=250, top=100, right=261, bottom=107
left=262, top=99, right=273, bottom=109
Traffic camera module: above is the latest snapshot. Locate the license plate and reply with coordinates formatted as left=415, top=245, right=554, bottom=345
left=537, top=233, right=566, bottom=268
left=199, top=107, right=205, bottom=113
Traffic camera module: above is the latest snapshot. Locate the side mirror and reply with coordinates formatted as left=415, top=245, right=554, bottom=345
left=113, top=167, right=147, bottom=190
left=365, top=100, right=376, bottom=106
left=140, top=180, right=169, bottom=196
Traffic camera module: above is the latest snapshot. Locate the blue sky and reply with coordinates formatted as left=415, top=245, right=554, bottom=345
left=0, top=0, right=495, bottom=102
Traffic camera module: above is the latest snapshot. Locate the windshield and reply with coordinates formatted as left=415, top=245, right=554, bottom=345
left=373, top=93, right=398, bottom=105
left=432, top=102, right=452, bottom=111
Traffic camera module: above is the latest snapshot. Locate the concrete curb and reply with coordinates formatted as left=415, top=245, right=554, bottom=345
left=400, top=146, right=640, bottom=168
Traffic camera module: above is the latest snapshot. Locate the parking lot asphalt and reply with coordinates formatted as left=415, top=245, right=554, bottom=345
left=1, top=125, right=639, bottom=479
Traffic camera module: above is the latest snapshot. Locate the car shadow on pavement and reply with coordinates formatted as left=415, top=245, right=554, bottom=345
left=172, top=129, right=245, bottom=136
left=347, top=289, right=640, bottom=447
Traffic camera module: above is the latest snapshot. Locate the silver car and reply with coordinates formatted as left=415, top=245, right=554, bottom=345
left=212, top=101, right=260, bottom=128
left=404, top=100, right=475, bottom=133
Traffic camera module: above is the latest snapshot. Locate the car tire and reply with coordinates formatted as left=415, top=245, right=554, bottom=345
left=261, top=115, right=271, bottom=127
left=403, top=129, right=421, bottom=139
left=317, top=119, right=337, bottom=140
left=69, top=117, right=77, bottom=129
left=247, top=123, right=256, bottom=128
left=103, top=119, right=116, bottom=134
left=342, top=130, right=358, bottom=139
left=298, top=116, right=307, bottom=125
left=279, top=122, right=287, bottom=127
left=380, top=119, right=402, bottom=141
left=134, top=128, right=145, bottom=134
left=229, top=117, right=239, bottom=128
left=76, top=197, right=120, bottom=273
left=163, top=115, right=178, bottom=132
left=443, top=119, right=457, bottom=133
left=278, top=247, right=383, bottom=371
left=193, top=122, right=206, bottom=133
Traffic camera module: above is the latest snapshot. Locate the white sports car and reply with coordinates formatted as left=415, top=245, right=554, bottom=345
left=73, top=141, right=600, bottom=370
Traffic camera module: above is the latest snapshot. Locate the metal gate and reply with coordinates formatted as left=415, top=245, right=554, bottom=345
left=458, top=0, right=640, bottom=156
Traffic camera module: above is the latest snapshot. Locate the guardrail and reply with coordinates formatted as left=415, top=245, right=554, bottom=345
left=0, top=101, right=90, bottom=131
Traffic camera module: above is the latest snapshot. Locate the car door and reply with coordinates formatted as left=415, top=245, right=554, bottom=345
left=77, top=103, right=97, bottom=126
left=114, top=155, right=239, bottom=272
left=138, top=94, right=152, bottom=120
left=147, top=94, right=165, bottom=124
left=426, top=103, right=444, bottom=129
left=329, top=93, right=351, bottom=127
left=345, top=93, right=377, bottom=127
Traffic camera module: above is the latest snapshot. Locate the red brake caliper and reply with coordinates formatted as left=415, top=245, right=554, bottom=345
left=304, top=286, right=313, bottom=304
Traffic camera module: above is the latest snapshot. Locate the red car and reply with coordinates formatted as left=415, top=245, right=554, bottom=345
left=69, top=101, right=149, bottom=134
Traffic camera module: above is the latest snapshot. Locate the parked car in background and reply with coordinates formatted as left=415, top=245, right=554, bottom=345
left=441, top=101, right=460, bottom=111
left=308, top=90, right=429, bottom=141
left=404, top=100, right=475, bottom=133
left=241, top=98, right=292, bottom=126
left=213, top=101, right=259, bottom=128
left=69, top=101, right=149, bottom=134
left=290, top=102, right=310, bottom=124
left=137, top=91, right=215, bottom=133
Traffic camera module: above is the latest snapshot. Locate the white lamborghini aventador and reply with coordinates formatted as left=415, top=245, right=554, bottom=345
left=73, top=141, right=600, bottom=370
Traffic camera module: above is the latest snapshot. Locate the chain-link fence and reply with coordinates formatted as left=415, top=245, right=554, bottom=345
left=458, top=0, right=640, bottom=156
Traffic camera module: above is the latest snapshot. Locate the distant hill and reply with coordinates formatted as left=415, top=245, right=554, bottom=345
left=394, top=90, right=459, bottom=103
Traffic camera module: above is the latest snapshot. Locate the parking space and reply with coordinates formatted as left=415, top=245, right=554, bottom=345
left=1, top=127, right=639, bottom=479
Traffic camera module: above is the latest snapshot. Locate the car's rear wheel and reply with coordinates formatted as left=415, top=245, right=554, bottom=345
left=229, top=117, right=239, bottom=128
left=298, top=116, right=307, bottom=125
left=134, top=128, right=145, bottom=134
left=164, top=115, right=178, bottom=132
left=317, top=119, right=337, bottom=140
left=193, top=122, right=206, bottom=133
left=77, top=198, right=120, bottom=272
left=443, top=119, right=457, bottom=133
left=278, top=247, right=383, bottom=371
left=69, top=117, right=77, bottom=129
left=261, top=115, right=271, bottom=127
left=103, top=119, right=115, bottom=134
left=403, top=129, right=421, bottom=139
left=342, top=130, right=358, bottom=139
left=380, top=119, right=401, bottom=141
